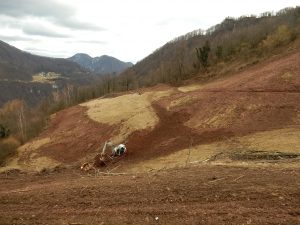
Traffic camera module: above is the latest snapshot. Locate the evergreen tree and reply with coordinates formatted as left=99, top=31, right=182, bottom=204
left=196, top=41, right=211, bottom=69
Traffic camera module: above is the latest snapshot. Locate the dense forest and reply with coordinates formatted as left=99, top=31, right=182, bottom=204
left=1, top=6, right=300, bottom=164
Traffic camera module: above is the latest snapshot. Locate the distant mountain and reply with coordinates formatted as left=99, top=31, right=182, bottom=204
left=68, top=53, right=133, bottom=75
left=0, top=40, right=95, bottom=106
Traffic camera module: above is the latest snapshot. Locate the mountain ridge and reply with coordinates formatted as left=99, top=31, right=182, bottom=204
left=0, top=40, right=94, bottom=106
left=68, top=53, right=133, bottom=75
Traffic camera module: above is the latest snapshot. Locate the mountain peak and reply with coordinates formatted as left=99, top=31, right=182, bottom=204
left=73, top=53, right=91, bottom=57
left=68, top=53, right=132, bottom=75
left=70, top=53, right=92, bottom=61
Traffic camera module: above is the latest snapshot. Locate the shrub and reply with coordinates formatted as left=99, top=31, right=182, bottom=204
left=0, top=124, right=10, bottom=138
left=0, top=137, right=20, bottom=166
left=261, top=25, right=293, bottom=49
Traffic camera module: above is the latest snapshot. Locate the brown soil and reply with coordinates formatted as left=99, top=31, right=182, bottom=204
left=2, top=49, right=300, bottom=225
left=9, top=50, right=298, bottom=168
left=125, top=103, right=234, bottom=162
left=0, top=165, right=299, bottom=225
left=159, top=50, right=300, bottom=138
left=37, top=105, right=116, bottom=164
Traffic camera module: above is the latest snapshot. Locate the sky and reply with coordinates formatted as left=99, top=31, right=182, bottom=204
left=0, top=0, right=299, bottom=63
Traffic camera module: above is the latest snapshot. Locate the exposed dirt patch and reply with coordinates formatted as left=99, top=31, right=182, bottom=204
left=125, top=103, right=234, bottom=162
left=124, top=142, right=222, bottom=173
left=233, top=128, right=300, bottom=153
left=36, top=106, right=115, bottom=164
left=184, top=92, right=300, bottom=134
left=124, top=128, right=300, bottom=172
left=0, top=165, right=299, bottom=225
left=199, top=50, right=300, bottom=92
left=3, top=138, right=57, bottom=172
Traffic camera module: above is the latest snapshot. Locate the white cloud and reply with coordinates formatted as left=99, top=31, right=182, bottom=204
left=23, top=25, right=71, bottom=38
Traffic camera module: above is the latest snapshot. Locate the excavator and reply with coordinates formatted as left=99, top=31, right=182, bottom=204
left=81, top=140, right=127, bottom=171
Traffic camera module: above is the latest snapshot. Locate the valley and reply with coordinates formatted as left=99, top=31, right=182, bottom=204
left=0, top=5, right=300, bottom=224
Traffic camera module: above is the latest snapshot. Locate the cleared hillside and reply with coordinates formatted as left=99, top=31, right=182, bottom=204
left=3, top=48, right=299, bottom=172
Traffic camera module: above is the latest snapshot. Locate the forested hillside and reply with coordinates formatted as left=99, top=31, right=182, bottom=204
left=119, top=7, right=300, bottom=87
left=0, top=40, right=97, bottom=107
left=0, top=40, right=90, bottom=81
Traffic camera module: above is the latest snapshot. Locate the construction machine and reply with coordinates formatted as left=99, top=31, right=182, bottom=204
left=81, top=140, right=127, bottom=171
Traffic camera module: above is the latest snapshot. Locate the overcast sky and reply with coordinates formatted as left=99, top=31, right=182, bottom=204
left=1, top=0, right=299, bottom=62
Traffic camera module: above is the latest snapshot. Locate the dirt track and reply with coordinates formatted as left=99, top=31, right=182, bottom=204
left=0, top=165, right=299, bottom=225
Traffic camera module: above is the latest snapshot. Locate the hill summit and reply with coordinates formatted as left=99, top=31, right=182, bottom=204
left=68, top=53, right=133, bottom=75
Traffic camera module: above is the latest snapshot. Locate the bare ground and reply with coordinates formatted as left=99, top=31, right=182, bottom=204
left=0, top=165, right=299, bottom=225
left=1, top=50, right=300, bottom=225
left=5, top=50, right=300, bottom=170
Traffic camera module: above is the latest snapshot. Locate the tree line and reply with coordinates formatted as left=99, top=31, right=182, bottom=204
left=121, top=6, right=300, bottom=86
